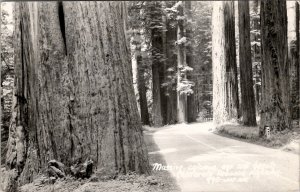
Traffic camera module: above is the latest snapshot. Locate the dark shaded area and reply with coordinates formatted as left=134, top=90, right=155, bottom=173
left=58, top=1, right=67, bottom=54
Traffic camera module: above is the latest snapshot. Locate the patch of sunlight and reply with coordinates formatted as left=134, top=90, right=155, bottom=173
left=185, top=153, right=230, bottom=162
left=184, top=149, right=263, bottom=162
left=149, top=148, right=178, bottom=155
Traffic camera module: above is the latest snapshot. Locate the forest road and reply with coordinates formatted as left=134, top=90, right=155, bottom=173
left=148, top=122, right=299, bottom=192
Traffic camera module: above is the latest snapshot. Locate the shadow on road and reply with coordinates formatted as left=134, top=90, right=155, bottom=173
left=144, top=129, right=181, bottom=192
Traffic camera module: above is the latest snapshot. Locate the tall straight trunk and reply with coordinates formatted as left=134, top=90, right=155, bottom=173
left=150, top=2, right=164, bottom=127
left=251, top=0, right=261, bottom=116
left=160, top=1, right=168, bottom=125
left=177, top=2, right=187, bottom=123
left=260, top=0, right=291, bottom=135
left=166, top=20, right=178, bottom=125
left=6, top=2, right=149, bottom=185
left=287, top=1, right=300, bottom=120
left=151, top=27, right=163, bottom=127
left=185, top=1, right=196, bottom=123
left=238, top=1, right=257, bottom=126
left=212, top=1, right=239, bottom=125
left=136, top=45, right=150, bottom=125
left=0, top=2, right=2, bottom=169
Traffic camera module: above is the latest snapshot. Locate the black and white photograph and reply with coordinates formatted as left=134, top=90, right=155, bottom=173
left=0, top=1, right=299, bottom=191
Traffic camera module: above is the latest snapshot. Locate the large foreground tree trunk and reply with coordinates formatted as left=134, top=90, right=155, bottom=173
left=238, top=1, right=257, bottom=126
left=212, top=1, right=239, bottom=125
left=260, top=0, right=291, bottom=135
left=6, top=2, right=149, bottom=185
left=287, top=1, right=300, bottom=120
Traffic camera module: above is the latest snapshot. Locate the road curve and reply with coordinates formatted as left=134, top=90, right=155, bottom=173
left=148, top=122, right=299, bottom=192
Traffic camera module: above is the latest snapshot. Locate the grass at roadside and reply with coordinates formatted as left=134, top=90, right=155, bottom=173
left=214, top=121, right=300, bottom=154
left=15, top=128, right=180, bottom=192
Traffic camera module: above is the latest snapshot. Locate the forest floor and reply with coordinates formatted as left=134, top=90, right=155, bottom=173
left=0, top=129, right=180, bottom=192
left=215, top=120, right=300, bottom=154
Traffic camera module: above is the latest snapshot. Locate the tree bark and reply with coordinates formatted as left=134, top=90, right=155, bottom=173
left=287, top=1, right=299, bottom=120
left=136, top=43, right=150, bottom=125
left=0, top=0, right=2, bottom=170
left=166, top=18, right=178, bottom=125
left=150, top=2, right=164, bottom=127
left=160, top=1, right=168, bottom=125
left=177, top=2, right=187, bottom=123
left=151, top=28, right=163, bottom=127
left=6, top=2, right=149, bottom=185
left=238, top=1, right=257, bottom=126
left=250, top=0, right=261, bottom=116
left=260, top=0, right=291, bottom=135
left=185, top=1, right=196, bottom=123
left=212, top=1, right=239, bottom=125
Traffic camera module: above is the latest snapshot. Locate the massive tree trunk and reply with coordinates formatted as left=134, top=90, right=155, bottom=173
left=136, top=43, right=150, bottom=125
left=185, top=1, right=196, bottom=123
left=6, top=2, right=149, bottom=185
left=212, top=1, right=239, bottom=125
left=287, top=1, right=299, bottom=120
left=260, top=0, right=291, bottom=135
left=238, top=1, right=257, bottom=126
left=177, top=2, right=187, bottom=123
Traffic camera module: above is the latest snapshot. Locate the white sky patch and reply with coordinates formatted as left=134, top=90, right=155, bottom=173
left=1, top=2, right=14, bottom=31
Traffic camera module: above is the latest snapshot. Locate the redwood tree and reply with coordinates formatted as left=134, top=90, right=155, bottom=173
left=165, top=5, right=178, bottom=124
left=150, top=2, right=164, bottom=127
left=212, top=1, right=239, bottom=125
left=238, top=1, right=257, bottom=126
left=250, top=0, right=261, bottom=115
left=6, top=2, right=149, bottom=186
left=260, top=0, right=291, bottom=134
left=287, top=1, right=299, bottom=120
left=185, top=1, right=196, bottom=123
left=177, top=2, right=187, bottom=123
left=136, top=41, right=150, bottom=125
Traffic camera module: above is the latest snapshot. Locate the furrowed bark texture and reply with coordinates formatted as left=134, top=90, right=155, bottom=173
left=177, top=3, right=187, bottom=123
left=287, top=1, right=300, bottom=120
left=260, top=0, right=291, bottom=134
left=212, top=1, right=239, bottom=125
left=238, top=1, right=257, bottom=126
left=6, top=2, right=149, bottom=185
